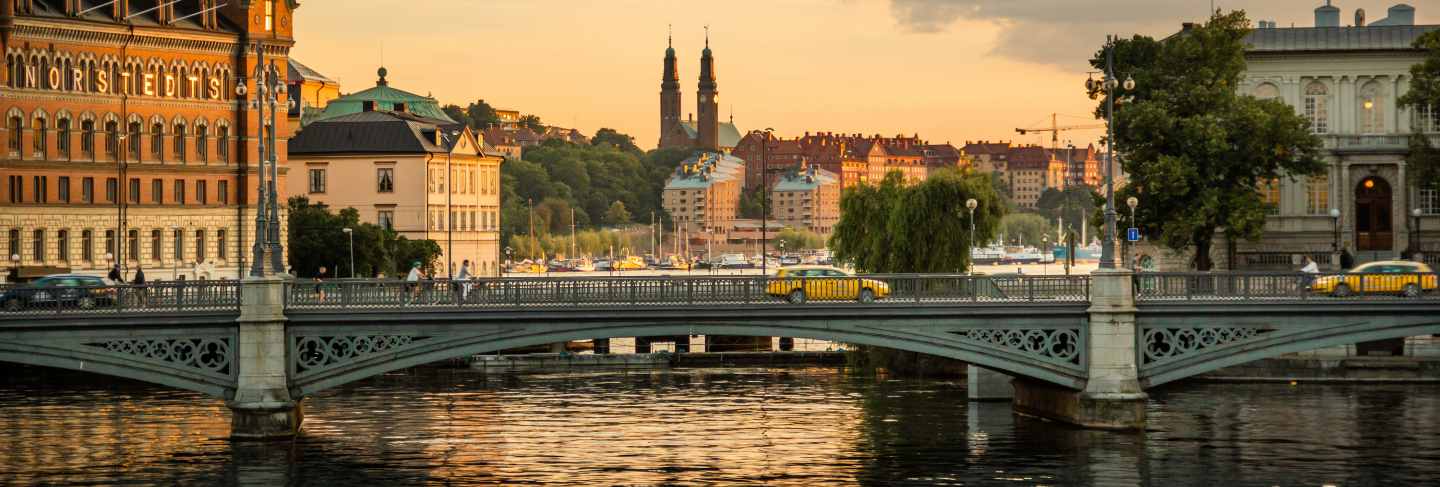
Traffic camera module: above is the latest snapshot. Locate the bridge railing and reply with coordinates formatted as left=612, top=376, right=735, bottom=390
left=0, top=280, right=242, bottom=317
left=283, top=274, right=1091, bottom=310
left=1135, top=272, right=1440, bottom=301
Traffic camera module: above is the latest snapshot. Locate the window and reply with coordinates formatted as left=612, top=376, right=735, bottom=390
left=174, top=180, right=186, bottom=204
left=128, top=178, right=140, bottom=204
left=378, top=210, right=394, bottom=230
left=152, top=179, right=163, bottom=204
left=105, top=178, right=117, bottom=203
left=217, top=126, right=229, bottom=162
left=1416, top=105, right=1440, bottom=134
left=217, top=229, right=227, bottom=261
left=151, top=229, right=162, bottom=261
left=58, top=176, right=69, bottom=203
left=1304, top=81, right=1329, bottom=135
left=197, top=180, right=208, bottom=204
left=57, top=118, right=70, bottom=157
left=173, top=229, right=183, bottom=262
left=6, top=175, right=19, bottom=203
left=81, top=119, right=94, bottom=158
left=6, top=229, right=17, bottom=260
left=173, top=123, right=186, bottom=161
left=127, top=229, right=139, bottom=261
left=195, top=229, right=206, bottom=263
left=151, top=123, right=164, bottom=160
left=6, top=115, right=19, bottom=155
left=57, top=230, right=69, bottom=261
left=32, top=117, right=47, bottom=158
left=104, top=229, right=115, bottom=259
left=1260, top=178, right=1281, bottom=215
left=377, top=168, right=394, bottom=193
left=81, top=229, right=92, bottom=261
left=104, top=120, right=118, bottom=157
left=1359, top=81, right=1385, bottom=134
left=218, top=180, right=229, bottom=204
left=196, top=124, right=208, bottom=161
left=31, top=229, right=44, bottom=262
left=264, top=0, right=275, bottom=31
left=128, top=121, right=141, bottom=160
left=1420, top=184, right=1440, bottom=215
left=82, top=177, right=93, bottom=203
left=32, top=175, right=46, bottom=203
left=308, top=168, right=326, bottom=193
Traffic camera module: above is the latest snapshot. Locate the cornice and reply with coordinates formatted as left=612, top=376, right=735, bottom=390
left=10, top=20, right=292, bottom=57
left=1, top=89, right=241, bottom=113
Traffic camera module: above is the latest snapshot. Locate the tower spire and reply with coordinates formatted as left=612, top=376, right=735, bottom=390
left=705, top=24, right=709, bottom=48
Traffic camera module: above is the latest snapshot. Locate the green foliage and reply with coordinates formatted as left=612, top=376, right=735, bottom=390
left=1400, top=31, right=1440, bottom=189
left=774, top=228, right=825, bottom=251
left=508, top=228, right=652, bottom=260
left=737, top=187, right=769, bottom=219
left=829, top=168, right=1004, bottom=273
left=604, top=201, right=632, bottom=225
left=519, top=114, right=545, bottom=132
left=999, top=213, right=1049, bottom=247
left=1093, top=10, right=1324, bottom=270
left=592, top=128, right=642, bottom=154
left=286, top=197, right=442, bottom=278
left=1035, top=186, right=1097, bottom=236
left=440, top=100, right=500, bottom=129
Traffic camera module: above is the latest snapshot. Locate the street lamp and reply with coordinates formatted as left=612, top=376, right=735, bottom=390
left=761, top=127, right=775, bottom=277
left=342, top=228, right=355, bottom=278
left=1042, top=235, right=1051, bottom=274
left=1091, top=35, right=1139, bottom=270
left=1413, top=208, right=1425, bottom=262
left=1329, top=208, right=1342, bottom=269
left=504, top=246, right=513, bottom=274
left=1125, top=196, right=1138, bottom=268
left=7, top=253, right=18, bottom=283
left=965, top=198, right=978, bottom=274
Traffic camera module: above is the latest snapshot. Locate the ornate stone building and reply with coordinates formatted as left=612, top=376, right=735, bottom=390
left=2, top=0, right=298, bottom=281
left=1235, top=3, right=1439, bottom=267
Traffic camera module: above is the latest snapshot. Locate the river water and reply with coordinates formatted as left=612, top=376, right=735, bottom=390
left=2, top=366, right=1439, bottom=486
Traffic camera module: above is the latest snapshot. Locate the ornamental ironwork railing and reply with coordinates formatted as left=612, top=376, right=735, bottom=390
left=0, top=280, right=241, bottom=317
left=1135, top=272, right=1440, bottom=301
left=284, top=274, right=1092, bottom=310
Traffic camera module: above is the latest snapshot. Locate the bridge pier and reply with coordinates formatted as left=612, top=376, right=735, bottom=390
left=1012, top=268, right=1147, bottom=430
left=967, top=366, right=1014, bottom=401
left=229, top=276, right=302, bottom=441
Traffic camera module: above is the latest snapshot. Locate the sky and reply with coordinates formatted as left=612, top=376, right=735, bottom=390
left=290, top=0, right=1437, bottom=150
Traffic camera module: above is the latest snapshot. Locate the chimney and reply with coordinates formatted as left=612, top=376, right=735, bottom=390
left=1389, top=4, right=1415, bottom=25
left=1355, top=8, right=1366, bottom=26
left=1315, top=1, right=1340, bottom=27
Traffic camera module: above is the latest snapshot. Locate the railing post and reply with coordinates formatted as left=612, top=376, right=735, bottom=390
left=744, top=277, right=752, bottom=304
left=1027, top=278, right=1035, bottom=302
left=686, top=279, right=695, bottom=305
left=913, top=276, right=921, bottom=304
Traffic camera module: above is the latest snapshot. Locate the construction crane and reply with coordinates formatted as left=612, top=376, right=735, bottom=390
left=1015, top=113, right=1105, bottom=150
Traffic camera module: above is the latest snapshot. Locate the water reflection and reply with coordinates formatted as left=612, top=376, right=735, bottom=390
left=1, top=367, right=1439, bottom=485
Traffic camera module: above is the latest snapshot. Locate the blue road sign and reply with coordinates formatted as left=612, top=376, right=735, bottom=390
left=1127, top=227, right=1140, bottom=242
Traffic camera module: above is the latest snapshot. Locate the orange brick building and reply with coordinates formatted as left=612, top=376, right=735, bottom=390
left=2, top=0, right=297, bottom=281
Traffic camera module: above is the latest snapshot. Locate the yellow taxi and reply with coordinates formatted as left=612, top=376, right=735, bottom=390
left=1311, top=260, right=1438, bottom=297
left=766, top=265, right=891, bottom=303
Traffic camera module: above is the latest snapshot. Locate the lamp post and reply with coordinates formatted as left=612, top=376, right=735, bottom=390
left=342, top=227, right=354, bottom=278
left=1413, top=208, right=1425, bottom=262
left=761, top=127, right=775, bottom=276
left=504, top=246, right=513, bottom=274
left=1329, top=208, right=1342, bottom=269
left=1091, top=35, right=1137, bottom=270
left=245, top=40, right=287, bottom=277
left=7, top=253, right=18, bottom=283
left=1125, top=196, right=1138, bottom=268
left=965, top=198, right=978, bottom=274
left=1042, top=235, right=1051, bottom=275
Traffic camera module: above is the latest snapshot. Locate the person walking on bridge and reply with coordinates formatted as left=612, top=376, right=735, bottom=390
left=455, top=260, right=472, bottom=303
left=131, top=266, right=148, bottom=308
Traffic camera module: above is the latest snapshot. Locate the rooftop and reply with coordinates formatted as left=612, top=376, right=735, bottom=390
left=311, top=67, right=456, bottom=124
left=665, top=152, right=745, bottom=190
left=289, top=111, right=467, bottom=155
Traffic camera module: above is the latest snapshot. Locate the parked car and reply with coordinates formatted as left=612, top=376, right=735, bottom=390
left=1, top=275, right=115, bottom=311
left=765, top=266, right=890, bottom=304
left=780, top=255, right=801, bottom=266
left=1311, top=260, right=1438, bottom=297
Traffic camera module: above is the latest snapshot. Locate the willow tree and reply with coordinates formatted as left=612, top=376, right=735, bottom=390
left=1098, top=11, right=1324, bottom=270
left=829, top=168, right=1003, bottom=273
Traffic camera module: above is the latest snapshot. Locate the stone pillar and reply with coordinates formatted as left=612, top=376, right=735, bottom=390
left=967, top=365, right=1013, bottom=401
left=1012, top=268, right=1147, bottom=430
left=549, top=342, right=567, bottom=353
left=229, top=276, right=302, bottom=440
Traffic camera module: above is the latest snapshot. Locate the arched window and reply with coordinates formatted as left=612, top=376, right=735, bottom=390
left=217, top=124, right=229, bottom=162
left=80, top=119, right=95, bottom=158
left=31, top=114, right=47, bottom=159
left=151, top=122, right=164, bottom=160
left=1304, top=81, right=1329, bottom=134
left=1359, top=80, right=1385, bottom=134
left=195, top=123, right=209, bottom=161
left=173, top=121, right=187, bottom=162
left=6, top=115, right=21, bottom=156
left=127, top=121, right=142, bottom=160
left=56, top=117, right=71, bottom=158
left=104, top=119, right=118, bottom=157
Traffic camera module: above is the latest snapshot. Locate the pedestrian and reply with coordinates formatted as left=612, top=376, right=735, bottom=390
left=1341, top=249, right=1355, bottom=270
left=314, top=266, right=328, bottom=302
left=108, top=264, right=123, bottom=284
left=456, top=259, right=473, bottom=303
left=132, top=266, right=148, bottom=307
left=1300, top=255, right=1320, bottom=289
left=405, top=262, right=423, bottom=304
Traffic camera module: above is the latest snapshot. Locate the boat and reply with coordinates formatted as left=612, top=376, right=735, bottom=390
left=971, top=245, right=1006, bottom=265
left=613, top=256, right=648, bottom=271
left=718, top=254, right=752, bottom=269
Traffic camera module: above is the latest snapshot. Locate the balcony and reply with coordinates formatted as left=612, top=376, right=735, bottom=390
left=1322, top=133, right=1440, bottom=154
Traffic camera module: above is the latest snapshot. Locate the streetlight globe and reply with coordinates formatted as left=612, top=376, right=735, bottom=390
left=9, top=253, right=18, bottom=262
left=342, top=227, right=352, bottom=234
left=1123, top=76, right=1136, bottom=91
left=965, top=198, right=978, bottom=210
left=1126, top=196, right=1138, bottom=209
left=1329, top=208, right=1341, bottom=218
left=1415, top=208, right=1424, bottom=217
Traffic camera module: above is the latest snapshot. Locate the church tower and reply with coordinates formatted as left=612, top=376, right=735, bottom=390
left=697, top=28, right=720, bottom=151
left=659, top=28, right=682, bottom=149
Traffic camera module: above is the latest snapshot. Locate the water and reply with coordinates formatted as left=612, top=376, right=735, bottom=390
left=2, top=366, right=1439, bottom=486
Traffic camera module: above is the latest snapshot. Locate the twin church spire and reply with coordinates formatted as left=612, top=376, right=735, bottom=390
left=660, top=26, right=720, bottom=152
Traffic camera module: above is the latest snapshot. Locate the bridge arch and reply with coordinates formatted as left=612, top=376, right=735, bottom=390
left=0, top=338, right=236, bottom=399
left=286, top=317, right=1090, bottom=398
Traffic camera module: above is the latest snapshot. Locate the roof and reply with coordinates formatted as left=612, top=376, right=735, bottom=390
left=288, top=59, right=337, bottom=85
left=773, top=167, right=839, bottom=192
left=664, top=152, right=745, bottom=190
left=963, top=142, right=1012, bottom=155
left=1244, top=25, right=1439, bottom=53
left=25, top=0, right=243, bottom=32
left=311, top=68, right=456, bottom=124
left=288, top=111, right=465, bottom=155
left=1006, top=146, right=1054, bottom=170
left=676, top=121, right=744, bottom=148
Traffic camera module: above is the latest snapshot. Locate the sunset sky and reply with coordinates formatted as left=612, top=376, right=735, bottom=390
left=290, top=1, right=1436, bottom=150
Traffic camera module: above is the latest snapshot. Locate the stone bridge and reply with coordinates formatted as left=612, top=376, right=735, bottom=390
left=1, top=270, right=1437, bottom=439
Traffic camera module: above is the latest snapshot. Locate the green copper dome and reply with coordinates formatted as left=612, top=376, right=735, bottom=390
left=309, top=67, right=456, bottom=124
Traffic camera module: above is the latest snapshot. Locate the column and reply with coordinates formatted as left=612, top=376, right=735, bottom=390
left=229, top=275, right=302, bottom=440
left=967, top=366, right=1013, bottom=401
left=1012, top=268, right=1146, bottom=430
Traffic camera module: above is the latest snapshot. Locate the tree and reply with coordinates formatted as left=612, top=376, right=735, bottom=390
left=775, top=228, right=825, bottom=250
left=592, top=128, right=642, bottom=154
left=999, top=213, right=1049, bottom=247
left=467, top=100, right=500, bottom=129
left=519, top=114, right=545, bottom=132
left=1036, top=186, right=1097, bottom=239
left=1095, top=11, right=1324, bottom=270
left=737, top=187, right=769, bottom=219
left=604, top=201, right=632, bottom=225
left=286, top=197, right=443, bottom=278
left=829, top=168, right=1003, bottom=273
left=1400, top=31, right=1440, bottom=190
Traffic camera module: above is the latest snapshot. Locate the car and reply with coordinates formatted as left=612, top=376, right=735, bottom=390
left=1, top=275, right=115, bottom=311
left=765, top=265, right=891, bottom=304
left=779, top=255, right=801, bottom=266
left=1310, top=260, right=1438, bottom=297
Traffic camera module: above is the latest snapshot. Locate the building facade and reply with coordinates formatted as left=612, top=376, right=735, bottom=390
left=2, top=0, right=297, bottom=281
left=286, top=58, right=339, bottom=128
left=661, top=152, right=743, bottom=239
left=770, top=166, right=840, bottom=235
left=1235, top=3, right=1439, bottom=265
